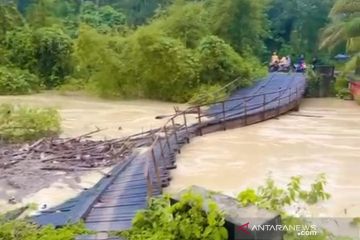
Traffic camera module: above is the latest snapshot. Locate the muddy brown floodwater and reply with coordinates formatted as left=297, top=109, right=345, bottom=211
left=1, top=94, right=359, bottom=219
left=166, top=98, right=360, bottom=218
left=0, top=92, right=184, bottom=213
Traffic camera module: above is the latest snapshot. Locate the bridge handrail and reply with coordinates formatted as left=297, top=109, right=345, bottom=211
left=143, top=78, right=306, bottom=199
left=198, top=87, right=300, bottom=119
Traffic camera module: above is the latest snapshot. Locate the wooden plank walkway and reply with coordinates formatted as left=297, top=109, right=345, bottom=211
left=33, top=72, right=306, bottom=236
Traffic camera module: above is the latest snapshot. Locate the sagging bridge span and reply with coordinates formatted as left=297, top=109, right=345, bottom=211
left=34, top=72, right=306, bottom=238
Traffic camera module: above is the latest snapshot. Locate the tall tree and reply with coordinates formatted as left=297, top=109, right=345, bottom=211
left=267, top=0, right=334, bottom=57
left=208, top=0, right=269, bottom=57
left=105, top=0, right=170, bottom=25
left=0, top=1, right=24, bottom=38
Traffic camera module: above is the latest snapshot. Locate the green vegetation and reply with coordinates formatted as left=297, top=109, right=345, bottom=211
left=72, top=2, right=265, bottom=102
left=188, top=84, right=227, bottom=105
left=0, top=217, right=89, bottom=240
left=0, top=175, right=356, bottom=240
left=118, top=174, right=354, bottom=240
left=268, top=0, right=334, bottom=60
left=237, top=174, right=330, bottom=213
left=0, top=0, right=268, bottom=103
left=0, top=104, right=61, bottom=143
left=4, top=26, right=73, bottom=88
left=120, top=192, right=228, bottom=240
left=236, top=174, right=355, bottom=240
left=321, top=0, right=360, bottom=74
left=334, top=75, right=353, bottom=99
left=0, top=66, right=42, bottom=95
left=0, top=0, right=346, bottom=103
left=306, top=69, right=321, bottom=97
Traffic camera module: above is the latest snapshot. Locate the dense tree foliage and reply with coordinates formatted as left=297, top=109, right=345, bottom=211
left=81, top=1, right=127, bottom=33
left=208, top=0, right=269, bottom=56
left=0, top=3, right=24, bottom=39
left=4, top=26, right=73, bottom=88
left=0, top=0, right=353, bottom=101
left=267, top=0, right=334, bottom=59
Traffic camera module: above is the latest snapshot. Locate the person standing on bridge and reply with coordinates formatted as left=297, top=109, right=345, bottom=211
left=271, top=52, right=279, bottom=65
left=269, top=52, right=280, bottom=72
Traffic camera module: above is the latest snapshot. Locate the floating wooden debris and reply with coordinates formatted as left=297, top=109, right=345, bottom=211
left=0, top=129, right=155, bottom=171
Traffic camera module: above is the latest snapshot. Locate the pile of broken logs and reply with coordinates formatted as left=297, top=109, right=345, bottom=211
left=0, top=129, right=155, bottom=172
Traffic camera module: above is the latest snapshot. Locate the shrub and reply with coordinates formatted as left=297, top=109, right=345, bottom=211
left=306, top=69, right=320, bottom=97
left=4, top=27, right=36, bottom=71
left=134, top=31, right=200, bottom=102
left=0, top=217, right=89, bottom=240
left=237, top=174, right=334, bottom=239
left=0, top=47, right=10, bottom=65
left=197, top=36, right=264, bottom=87
left=73, top=2, right=267, bottom=103
left=237, top=174, right=330, bottom=212
left=0, top=66, right=42, bottom=95
left=57, top=77, right=85, bottom=94
left=120, top=192, right=228, bottom=240
left=75, top=26, right=200, bottom=102
left=337, top=88, right=352, bottom=100
left=335, top=75, right=349, bottom=95
left=0, top=104, right=61, bottom=143
left=189, top=84, right=228, bottom=105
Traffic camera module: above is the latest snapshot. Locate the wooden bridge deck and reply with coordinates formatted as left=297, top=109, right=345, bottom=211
left=34, top=72, right=306, bottom=236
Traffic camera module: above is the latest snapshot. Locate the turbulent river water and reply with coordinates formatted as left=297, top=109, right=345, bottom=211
left=0, top=94, right=359, bottom=218
left=166, top=98, right=360, bottom=218
left=0, top=92, right=184, bottom=139
left=0, top=93, right=185, bottom=211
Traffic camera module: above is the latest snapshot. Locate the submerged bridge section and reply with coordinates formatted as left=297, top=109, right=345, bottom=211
left=34, top=73, right=306, bottom=235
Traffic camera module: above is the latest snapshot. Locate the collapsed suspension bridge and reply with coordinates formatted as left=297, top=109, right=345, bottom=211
left=34, top=72, right=306, bottom=238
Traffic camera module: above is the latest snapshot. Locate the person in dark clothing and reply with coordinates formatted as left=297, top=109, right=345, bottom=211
left=312, top=57, right=318, bottom=65
left=298, top=54, right=305, bottom=64
left=311, top=57, right=321, bottom=70
left=294, top=54, right=306, bottom=72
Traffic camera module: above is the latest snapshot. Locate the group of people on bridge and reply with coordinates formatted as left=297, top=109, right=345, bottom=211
left=270, top=52, right=292, bottom=72
left=269, top=52, right=309, bottom=73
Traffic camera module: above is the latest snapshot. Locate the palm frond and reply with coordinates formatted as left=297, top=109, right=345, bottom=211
left=344, top=54, right=360, bottom=73
left=347, top=37, right=360, bottom=53
left=320, top=22, right=347, bottom=50
left=345, top=17, right=360, bottom=38
left=330, top=0, right=360, bottom=17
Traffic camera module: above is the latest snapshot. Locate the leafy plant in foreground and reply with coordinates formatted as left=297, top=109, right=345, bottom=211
left=238, top=174, right=330, bottom=214
left=120, top=192, right=228, bottom=240
left=0, top=216, right=89, bottom=240
left=236, top=174, right=347, bottom=240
